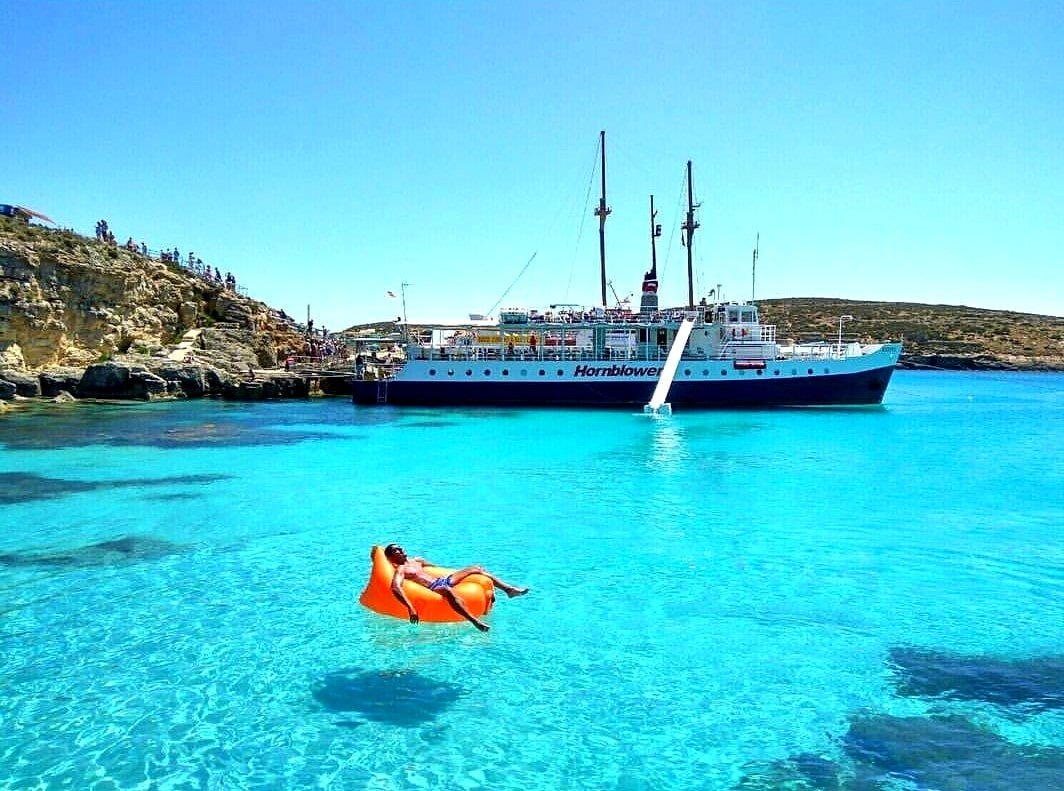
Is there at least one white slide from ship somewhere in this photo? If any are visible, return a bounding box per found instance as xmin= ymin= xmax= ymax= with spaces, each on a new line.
xmin=644 ymin=317 xmax=695 ymax=416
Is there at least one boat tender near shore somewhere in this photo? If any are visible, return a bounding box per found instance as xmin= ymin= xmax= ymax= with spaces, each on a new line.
xmin=352 ymin=133 xmax=902 ymax=410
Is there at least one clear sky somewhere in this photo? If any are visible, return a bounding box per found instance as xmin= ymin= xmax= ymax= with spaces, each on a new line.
xmin=4 ymin=1 xmax=1062 ymax=328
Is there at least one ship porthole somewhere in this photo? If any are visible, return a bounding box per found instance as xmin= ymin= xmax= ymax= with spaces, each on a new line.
xmin=756 ymin=369 xmax=764 ymax=376
xmin=683 ymin=369 xmax=691 ymax=376
xmin=721 ymin=370 xmax=728 ymax=376
xmin=428 ymin=369 xmax=436 ymax=376
xmin=824 ymin=368 xmax=830 ymax=374
xmin=520 ymin=369 xmax=528 ymax=377
xmin=538 ymin=369 xmax=546 ymax=376
xmin=483 ymin=369 xmax=491 ymax=376
xmin=502 ymin=369 xmax=509 ymax=376
xmin=447 ymin=369 xmax=455 ymax=376
xmin=773 ymin=369 xmax=780 ymax=376
xmin=702 ymin=369 xmax=709 ymax=376
xmin=807 ymin=368 xmax=814 ymax=375
xmin=792 ymin=369 xmax=798 ymax=375
xmin=466 ymin=369 xmax=473 ymax=376
xmin=556 ymin=369 xmax=564 ymax=377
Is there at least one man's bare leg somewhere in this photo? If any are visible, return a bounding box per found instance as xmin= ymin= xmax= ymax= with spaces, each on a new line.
xmin=449 ymin=566 xmax=530 ymax=599
xmin=439 ymin=587 xmax=490 ymax=631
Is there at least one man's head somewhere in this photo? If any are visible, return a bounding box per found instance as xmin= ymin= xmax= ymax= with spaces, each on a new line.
xmin=384 ymin=544 xmax=407 ymax=564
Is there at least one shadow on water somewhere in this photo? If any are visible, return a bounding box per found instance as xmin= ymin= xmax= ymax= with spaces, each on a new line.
xmin=0 ymin=535 xmax=185 ymax=569
xmin=888 ymin=646 xmax=1064 ymax=711
xmin=0 ymin=472 xmax=232 ymax=505
xmin=311 ymin=667 xmax=464 ymax=727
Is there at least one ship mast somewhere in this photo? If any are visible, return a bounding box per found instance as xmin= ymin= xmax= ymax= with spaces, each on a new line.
xmin=681 ymin=160 xmax=700 ymax=309
xmin=751 ymin=232 xmax=759 ymax=303
xmin=594 ymin=130 xmax=611 ymax=308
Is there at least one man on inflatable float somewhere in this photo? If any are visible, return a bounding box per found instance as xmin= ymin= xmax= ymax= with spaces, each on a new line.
xmin=374 ymin=544 xmax=529 ymax=632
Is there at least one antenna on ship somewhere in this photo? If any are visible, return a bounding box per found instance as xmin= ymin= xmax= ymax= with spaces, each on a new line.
xmin=593 ymin=130 xmax=611 ymax=308
xmin=639 ymin=195 xmax=662 ymax=314
xmin=751 ymin=232 xmax=759 ymax=303
xmin=680 ymin=161 xmax=700 ymax=309
xmin=650 ymin=194 xmax=661 ymax=279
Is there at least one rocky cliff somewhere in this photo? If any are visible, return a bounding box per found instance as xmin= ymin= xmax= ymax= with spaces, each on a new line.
xmin=1 ymin=218 xmax=309 ymax=403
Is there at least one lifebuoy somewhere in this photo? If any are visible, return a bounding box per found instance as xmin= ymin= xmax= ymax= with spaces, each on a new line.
xmin=358 ymin=545 xmax=495 ymax=622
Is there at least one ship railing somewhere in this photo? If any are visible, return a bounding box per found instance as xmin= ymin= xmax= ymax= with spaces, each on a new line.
xmin=411 ymin=344 xmax=726 ymax=364
xmin=778 ymin=342 xmax=853 ymax=361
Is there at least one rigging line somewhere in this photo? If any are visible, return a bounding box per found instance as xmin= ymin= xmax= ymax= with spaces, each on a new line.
xmin=563 ymin=138 xmax=601 ymax=302
xmin=483 ymin=251 xmax=538 ymax=318
xmin=659 ymin=165 xmax=689 ymax=294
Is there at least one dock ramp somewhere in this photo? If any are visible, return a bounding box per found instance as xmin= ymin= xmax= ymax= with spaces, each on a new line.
xmin=644 ymin=317 xmax=695 ymax=415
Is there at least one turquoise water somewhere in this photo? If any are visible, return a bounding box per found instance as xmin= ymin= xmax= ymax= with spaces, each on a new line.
xmin=1 ymin=371 xmax=1062 ymax=790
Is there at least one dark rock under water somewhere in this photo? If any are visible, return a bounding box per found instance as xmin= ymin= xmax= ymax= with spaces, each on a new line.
xmin=0 ymin=535 xmax=185 ymax=569
xmin=888 ymin=645 xmax=1064 ymax=711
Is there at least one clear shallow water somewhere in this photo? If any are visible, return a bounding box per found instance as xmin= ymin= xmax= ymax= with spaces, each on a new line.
xmin=0 ymin=371 xmax=1061 ymax=790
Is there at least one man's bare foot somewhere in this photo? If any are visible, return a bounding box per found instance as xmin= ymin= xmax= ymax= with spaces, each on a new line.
xmin=505 ymin=587 xmax=530 ymax=598
xmin=474 ymin=621 xmax=490 ymax=632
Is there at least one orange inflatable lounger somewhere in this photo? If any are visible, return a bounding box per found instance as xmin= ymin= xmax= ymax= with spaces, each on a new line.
xmin=359 ymin=545 xmax=495 ymax=622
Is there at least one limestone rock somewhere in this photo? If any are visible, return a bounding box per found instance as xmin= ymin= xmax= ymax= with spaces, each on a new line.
xmin=0 ymin=368 xmax=41 ymax=397
xmin=78 ymin=361 xmax=169 ymax=400
xmin=39 ymin=367 xmax=83 ymax=397
xmin=1 ymin=221 xmax=305 ymax=374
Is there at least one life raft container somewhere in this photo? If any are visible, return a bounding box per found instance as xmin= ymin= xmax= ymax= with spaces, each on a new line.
xmin=358 ymin=545 xmax=496 ymax=622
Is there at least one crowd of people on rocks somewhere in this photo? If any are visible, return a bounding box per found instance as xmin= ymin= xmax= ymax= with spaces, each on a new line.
xmin=93 ymin=218 xmax=240 ymax=292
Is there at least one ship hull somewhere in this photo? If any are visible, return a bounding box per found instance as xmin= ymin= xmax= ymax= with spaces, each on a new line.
xmin=352 ymin=360 xmax=897 ymax=408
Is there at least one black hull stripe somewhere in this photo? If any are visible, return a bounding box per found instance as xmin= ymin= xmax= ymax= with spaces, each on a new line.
xmin=352 ymin=367 xmax=896 ymax=407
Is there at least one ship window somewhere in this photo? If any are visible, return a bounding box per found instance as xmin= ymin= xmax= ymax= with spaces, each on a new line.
xmin=721 ymin=370 xmax=727 ymax=376
xmin=465 ymin=369 xmax=473 ymax=376
xmin=483 ymin=369 xmax=491 ymax=376
xmin=824 ymin=368 xmax=830 ymax=374
xmin=683 ymin=369 xmax=691 ymax=376
xmin=702 ymin=369 xmax=709 ymax=376
xmin=448 ymin=369 xmax=455 ymax=376
xmin=429 ymin=369 xmax=436 ymax=376
xmin=756 ymin=369 xmax=764 ymax=376
xmin=807 ymin=368 xmax=814 ymax=375
xmin=773 ymin=369 xmax=780 ymax=376
xmin=791 ymin=369 xmax=798 ymax=375
xmin=502 ymin=369 xmax=509 ymax=376
xmin=539 ymin=369 xmax=546 ymax=376
xmin=557 ymin=369 xmax=564 ymax=377
xmin=520 ymin=369 xmax=528 ymax=377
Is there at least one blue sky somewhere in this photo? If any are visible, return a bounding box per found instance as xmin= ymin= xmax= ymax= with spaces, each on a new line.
xmin=4 ymin=1 xmax=1062 ymax=328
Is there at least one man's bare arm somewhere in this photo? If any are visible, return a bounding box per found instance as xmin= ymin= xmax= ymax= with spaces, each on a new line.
xmin=390 ymin=567 xmax=419 ymax=623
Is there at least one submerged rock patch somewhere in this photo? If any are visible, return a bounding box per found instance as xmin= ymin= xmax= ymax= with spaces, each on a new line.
xmin=0 ymin=471 xmax=229 ymax=504
xmin=888 ymin=645 xmax=1064 ymax=711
